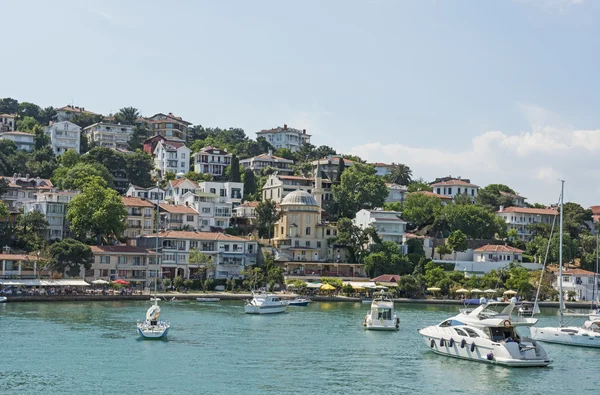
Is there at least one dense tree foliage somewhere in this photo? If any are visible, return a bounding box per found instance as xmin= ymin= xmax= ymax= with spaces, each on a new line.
xmin=334 ymin=218 xmax=380 ymax=264
xmin=15 ymin=211 xmax=48 ymax=251
xmin=385 ymin=163 xmax=413 ymax=185
xmin=434 ymin=203 xmax=507 ymax=239
xmin=401 ymin=193 xmax=444 ymax=229
xmin=52 ymin=162 xmax=114 ymax=190
xmin=255 ymin=199 xmax=280 ymax=239
xmin=332 ymin=163 xmax=388 ymax=219
xmin=48 ymin=238 xmax=94 ymax=277
xmin=476 ymin=184 xmax=517 ymax=210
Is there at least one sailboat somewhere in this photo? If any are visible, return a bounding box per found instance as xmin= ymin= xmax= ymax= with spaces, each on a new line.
xmin=530 ymin=180 xmax=600 ymax=347
xmin=137 ymin=189 xmax=170 ymax=339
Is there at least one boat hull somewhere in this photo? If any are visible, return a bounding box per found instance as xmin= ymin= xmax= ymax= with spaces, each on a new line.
xmin=289 ymin=301 xmax=309 ymax=307
xmin=137 ymin=324 xmax=169 ymax=339
xmin=0 ymin=296 xmax=7 ymax=303
xmin=418 ymin=328 xmax=551 ymax=367
xmin=530 ymin=327 xmax=600 ymax=348
xmin=196 ymin=298 xmax=220 ymax=302
xmin=244 ymin=305 xmax=288 ymax=314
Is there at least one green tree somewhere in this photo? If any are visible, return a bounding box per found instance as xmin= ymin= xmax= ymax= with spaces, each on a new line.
xmin=243 ymin=169 xmax=257 ymax=199
xmin=125 ymin=151 xmax=154 ymax=187
xmin=505 ymin=264 xmax=533 ymax=297
xmin=114 ymin=107 xmax=140 ymax=125
xmin=336 ymin=157 xmax=345 ymax=183
xmin=0 ymin=202 xmax=8 ymax=219
xmin=382 ymin=201 xmax=402 ymax=212
xmin=385 ymin=163 xmax=413 ymax=185
xmin=294 ymin=142 xmax=318 ymax=162
xmin=476 ymin=184 xmax=516 ymax=210
xmin=47 ymin=238 xmax=93 ymax=277
xmin=229 ymin=155 xmax=241 ymax=182
xmin=446 ymin=230 xmax=468 ymax=260
xmin=435 ymin=244 xmax=452 ymax=259
xmin=184 ymin=171 xmax=213 ymax=182
xmin=173 ymin=275 xmax=184 ymax=292
xmin=315 ymin=145 xmax=337 ymax=159
xmin=561 ymin=202 xmax=593 ymax=239
xmin=15 ymin=211 xmax=49 ymax=251
xmin=332 ymin=163 xmax=388 ymax=218
xmin=164 ymin=171 xmax=176 ymax=181
xmin=67 ymin=180 xmax=127 ymax=243
xmin=273 ymin=148 xmax=294 ymax=160
xmin=188 ymin=249 xmax=216 ymax=291
xmin=242 ymin=266 xmax=265 ymax=290
xmin=0 ymin=98 xmax=19 ymax=114
xmin=364 ymin=241 xmax=413 ymax=277
xmin=335 ymin=218 xmax=380 ymax=263
xmin=18 ymin=102 xmax=41 ymax=121
xmin=38 ymin=107 xmax=57 ymax=125
xmin=407 ymin=178 xmax=432 ymax=192
xmin=434 ymin=203 xmax=507 ymax=239
xmin=70 ymin=113 xmax=105 ymax=129
xmin=402 ymin=192 xmax=444 ymax=228
xmin=128 ymin=124 xmax=149 ymax=150
xmin=60 ymin=149 xmax=81 ymax=168
xmin=25 ymin=146 xmax=57 ymax=179
xmin=52 ymin=162 xmax=114 ymax=190
xmin=17 ymin=116 xmax=39 ymax=132
xmin=255 ymin=199 xmax=280 ymax=239
xmin=33 ymin=124 xmax=50 ymax=150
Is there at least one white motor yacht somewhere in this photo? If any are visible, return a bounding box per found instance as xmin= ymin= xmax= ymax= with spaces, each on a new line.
xmin=418 ymin=302 xmax=551 ymax=367
xmin=244 ymin=291 xmax=289 ymax=314
xmin=364 ymin=293 xmax=399 ymax=331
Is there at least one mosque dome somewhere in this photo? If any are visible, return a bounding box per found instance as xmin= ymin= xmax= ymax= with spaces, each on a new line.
xmin=280 ymin=190 xmax=318 ymax=206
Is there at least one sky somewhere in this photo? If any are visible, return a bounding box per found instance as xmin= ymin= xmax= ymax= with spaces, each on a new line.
xmin=2 ymin=0 xmax=600 ymax=207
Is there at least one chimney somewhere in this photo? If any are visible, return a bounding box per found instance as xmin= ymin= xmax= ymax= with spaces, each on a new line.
xmin=284 ymin=124 xmax=287 ymax=130
xmin=499 ymin=205 xmax=504 ymax=212
xmin=268 ymin=149 xmax=273 ymax=157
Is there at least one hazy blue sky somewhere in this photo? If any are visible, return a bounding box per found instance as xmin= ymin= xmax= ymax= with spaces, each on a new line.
xmin=2 ymin=0 xmax=599 ymax=206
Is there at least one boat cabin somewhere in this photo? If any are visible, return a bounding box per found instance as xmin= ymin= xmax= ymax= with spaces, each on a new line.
xmin=488 ymin=326 xmax=520 ymax=343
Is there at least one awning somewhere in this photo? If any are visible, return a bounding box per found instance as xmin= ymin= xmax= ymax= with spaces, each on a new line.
xmin=343 ymin=281 xmax=377 ymax=289
xmin=0 ymin=279 xmax=90 ymax=286
xmin=378 ymin=281 xmax=399 ymax=288
xmin=305 ymin=282 xmax=322 ymax=289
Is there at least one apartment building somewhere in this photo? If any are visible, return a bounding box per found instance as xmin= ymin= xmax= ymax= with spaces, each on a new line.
xmin=45 ymin=121 xmax=81 ymax=155
xmin=256 ymin=124 xmax=311 ymax=152
xmin=353 ymin=209 xmax=407 ymax=245
xmin=154 ymin=140 xmax=191 ymax=178
xmin=159 ymin=203 xmax=199 ymax=231
xmin=122 ymin=197 xmax=155 ymax=239
xmin=0 ymin=175 xmax=54 ymax=213
xmin=191 ymin=146 xmax=232 ymax=178
xmin=83 ymin=122 xmax=134 ymax=150
xmin=23 ymin=190 xmax=79 ymax=240
xmin=430 ymin=176 xmax=479 ymax=202
xmin=0 ymin=131 xmax=34 ymax=151
xmin=0 ymin=114 xmax=16 ymax=132
xmin=496 ymin=206 xmax=558 ymax=241
xmin=147 ymin=113 xmax=191 ymax=141
xmin=125 ymin=184 xmax=166 ymax=202
xmin=240 ymin=150 xmax=294 ymax=175
xmin=88 ymin=245 xmax=157 ymax=286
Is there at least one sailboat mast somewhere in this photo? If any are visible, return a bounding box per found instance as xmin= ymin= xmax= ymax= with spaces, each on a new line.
xmin=559 ymin=179 xmax=564 ymax=326
xmin=154 ymin=180 xmax=160 ymax=305
xmin=594 ymin=230 xmax=599 ymax=308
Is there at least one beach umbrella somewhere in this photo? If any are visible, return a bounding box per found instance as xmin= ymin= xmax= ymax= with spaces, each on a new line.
xmin=92 ymin=279 xmax=109 ymax=285
xmin=470 ymin=288 xmax=484 ymax=293
xmin=113 ymin=279 xmax=130 ymax=285
xmin=426 ymin=287 xmax=441 ymax=292
xmin=503 ymin=289 xmax=518 ymax=295
xmin=484 ymin=289 xmax=497 ymax=294
xmin=320 ymin=284 xmax=336 ymax=291
xmin=455 ymin=288 xmax=470 ymax=294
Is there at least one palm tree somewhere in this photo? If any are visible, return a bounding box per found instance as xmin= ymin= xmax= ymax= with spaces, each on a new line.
xmin=385 ymin=163 xmax=413 ymax=185
xmin=115 ymin=107 xmax=140 ymax=126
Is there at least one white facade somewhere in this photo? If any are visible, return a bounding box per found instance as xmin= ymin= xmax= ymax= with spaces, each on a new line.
xmin=159 ymin=204 xmax=199 ymax=231
xmin=256 ymin=124 xmax=311 ymax=152
xmin=23 ymin=190 xmax=80 ymax=240
xmin=262 ymin=174 xmax=314 ymax=203
xmin=372 ymin=163 xmax=393 ymax=177
xmin=555 ymin=269 xmax=600 ymax=302
xmin=240 ymin=150 xmax=294 ymax=175
xmin=125 ymin=184 xmax=166 ymax=202
xmin=89 ymin=245 xmax=156 ymax=285
xmin=496 ymin=206 xmax=558 ymax=241
xmin=192 ymin=146 xmax=232 ymax=177
xmin=500 ymin=191 xmax=527 ymax=207
xmin=181 ymin=192 xmax=232 ymax=231
xmin=198 ymin=181 xmax=243 ymax=208
xmin=0 ymin=176 xmax=53 ymax=212
xmin=0 ymin=131 xmax=34 ymax=151
xmin=154 ymin=140 xmax=191 ymax=178
xmin=431 ymin=178 xmax=479 ymax=202
xmin=234 ymin=202 xmax=259 ymax=219
xmin=0 ymin=114 xmax=16 ymax=132
xmin=45 ymin=121 xmax=81 ymax=155
xmin=353 ymin=209 xmax=407 ymax=245
xmin=55 ymin=105 xmax=97 ymax=122
xmin=385 ymin=183 xmax=407 ymax=204
xmin=473 ymin=244 xmax=524 ymax=263
xmin=83 ymin=122 xmax=134 ymax=149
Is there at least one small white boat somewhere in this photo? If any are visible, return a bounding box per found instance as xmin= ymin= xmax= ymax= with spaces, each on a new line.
xmin=418 ymin=302 xmax=551 ymax=367
xmin=364 ymin=293 xmax=399 ymax=331
xmin=289 ymin=297 xmax=310 ymax=307
xmin=244 ymin=291 xmax=289 ymax=314
xmin=150 ymin=297 xmax=161 ymax=302
xmin=361 ymin=298 xmax=373 ymax=304
xmin=0 ymin=296 xmax=7 ymax=303
xmin=196 ymin=298 xmax=220 ymax=302
xmin=517 ymin=302 xmax=536 ymax=317
xmin=137 ymin=303 xmax=170 ymax=339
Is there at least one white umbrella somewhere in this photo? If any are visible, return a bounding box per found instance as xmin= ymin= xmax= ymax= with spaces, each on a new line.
xmin=470 ymin=288 xmax=484 ymax=293
xmin=504 ymin=289 xmax=518 ymax=295
xmin=92 ymin=279 xmax=109 ymax=285
xmin=484 ymin=289 xmax=497 ymax=293
xmin=455 ymin=288 xmax=470 ymax=294
xmin=427 ymin=287 xmax=441 ymax=292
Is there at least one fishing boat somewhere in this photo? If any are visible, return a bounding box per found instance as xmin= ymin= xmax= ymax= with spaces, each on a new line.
xmin=289 ymin=297 xmax=310 ymax=307
xmin=530 ymin=181 xmax=600 ymax=348
xmin=244 ymin=291 xmax=289 ymax=314
xmin=418 ymin=302 xmax=551 ymax=367
xmin=196 ymin=297 xmax=220 ymax=302
xmin=364 ymin=292 xmax=399 ymax=331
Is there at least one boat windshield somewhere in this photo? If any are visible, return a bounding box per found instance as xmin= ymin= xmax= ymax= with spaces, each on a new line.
xmin=377 ymin=308 xmax=393 ymax=320
xmin=440 ymin=319 xmax=465 ymax=327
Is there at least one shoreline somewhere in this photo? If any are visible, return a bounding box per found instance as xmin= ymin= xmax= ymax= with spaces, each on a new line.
xmin=1 ymin=293 xmax=592 ymax=309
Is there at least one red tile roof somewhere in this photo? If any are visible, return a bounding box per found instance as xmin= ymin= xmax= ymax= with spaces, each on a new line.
xmin=372 ymin=162 xmax=392 ymax=167
xmin=497 ymin=207 xmax=557 ymax=216
xmin=90 ymin=246 xmax=152 ymax=254
xmin=122 ymin=196 xmax=155 ymax=208
xmin=474 ymin=244 xmax=524 ymax=253
xmin=239 ymin=201 xmax=260 ymax=208
xmin=371 ymin=274 xmax=401 ymax=282
xmin=159 ymin=204 xmax=199 ymax=214
xmin=409 ymin=191 xmax=453 ymax=200
xmin=0 ymin=113 xmax=16 ymax=117
xmin=168 ymin=178 xmax=199 ymax=189
xmin=430 ymin=179 xmax=478 ymax=188
xmin=590 ymin=205 xmax=600 ymax=215
xmin=147 ymin=230 xmax=250 ymax=242
xmin=562 ymin=268 xmax=596 ymax=276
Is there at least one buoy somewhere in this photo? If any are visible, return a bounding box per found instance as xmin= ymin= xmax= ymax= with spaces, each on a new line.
xmin=461 ymin=339 xmax=466 ymax=349
xmin=396 ymin=317 xmax=400 ymax=325
xmin=449 ymin=338 xmax=454 ymax=347
xmin=440 ymin=338 xmax=445 ymax=347
xmin=430 ymin=339 xmax=435 ymax=348
xmin=470 ymin=343 xmax=476 ymax=352
xmin=486 ymin=352 xmax=494 ymax=361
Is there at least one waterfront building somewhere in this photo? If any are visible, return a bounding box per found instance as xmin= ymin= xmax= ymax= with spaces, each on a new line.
xmin=473 ymin=244 xmax=524 ymax=263
xmin=44 ymin=121 xmax=81 ymax=155
xmin=153 ymin=140 xmax=191 ymax=178
xmin=256 ymin=124 xmax=311 ymax=152
xmin=181 ymin=192 xmax=232 ymax=231
xmin=159 ymin=203 xmax=199 ymax=231
xmin=23 ymin=190 xmax=79 ymax=240
xmin=125 ymin=184 xmax=166 ymax=202
xmin=55 ymin=105 xmax=98 ymax=122
xmin=137 ymin=231 xmax=258 ymax=280
xmin=430 ymin=176 xmax=479 ymax=202
xmin=551 ymin=268 xmax=600 ymax=302
xmin=0 ymin=113 xmax=16 ymax=132
xmin=89 ymin=245 xmax=157 ymax=286
xmin=0 ymin=251 xmax=40 ymax=278
xmin=0 ymin=131 xmax=34 ymax=151
xmin=191 ymin=146 xmax=232 ymax=178
xmin=147 ymin=113 xmax=191 ymax=141
xmin=83 ymin=122 xmax=134 ymax=149
xmin=0 ymin=175 xmax=53 ymax=213
xmin=122 ymin=197 xmax=155 ymax=239
xmin=240 ymin=150 xmax=294 ymax=175
xmin=496 ymin=206 xmax=558 ymax=241
xmin=385 ymin=183 xmax=407 ymax=204
xmin=353 ymin=209 xmax=407 ymax=246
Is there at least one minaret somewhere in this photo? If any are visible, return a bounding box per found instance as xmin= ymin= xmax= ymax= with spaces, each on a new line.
xmin=313 ymin=162 xmax=323 ymax=210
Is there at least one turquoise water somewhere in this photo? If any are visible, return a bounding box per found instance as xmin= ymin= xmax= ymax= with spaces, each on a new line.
xmin=0 ymin=301 xmax=598 ymax=394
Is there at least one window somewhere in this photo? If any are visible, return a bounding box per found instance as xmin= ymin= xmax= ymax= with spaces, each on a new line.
xmin=202 ymin=207 xmax=211 ymax=214
xmin=317 ymin=241 xmax=321 ymax=248
xmin=305 ymin=241 xmax=310 ymax=247
xmin=220 ymin=189 xmax=225 ymax=197
xmin=448 ymin=187 xmax=452 ymax=194
xmin=463 ymin=327 xmax=479 ymax=338
xmin=181 ymin=162 xmax=185 ymax=168
xmin=295 ymin=240 xmax=300 ymax=247
xmin=99 ymin=256 xmax=110 ymax=264
xmin=118 ymin=256 xmax=127 ymax=264
xmin=133 ymin=257 xmax=142 ymax=266
xmin=563 ymin=276 xmax=571 ymax=283
xmin=210 ymin=188 xmax=216 ymax=194
xmin=190 ymin=241 xmax=199 ymax=249
xmin=307 ymin=215 xmax=311 ymax=224
xmin=326 ymin=229 xmax=331 ymax=236
xmin=471 ymin=189 xmax=475 ymax=196
xmin=305 ymin=227 xmax=311 ymax=236
xmin=187 ymin=215 xmax=194 ymax=222
xmin=457 ymin=188 xmax=461 ymax=194
xmin=454 ymin=328 xmax=467 ymax=337
xmin=178 ymin=241 xmax=186 ymax=250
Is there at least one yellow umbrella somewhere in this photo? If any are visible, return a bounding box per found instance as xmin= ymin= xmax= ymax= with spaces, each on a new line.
xmin=455 ymin=288 xmax=470 ymax=294
xmin=504 ymin=289 xmax=518 ymax=295
xmin=427 ymin=287 xmax=441 ymax=292
xmin=470 ymin=288 xmax=484 ymax=293
xmin=484 ymin=289 xmax=497 ymax=294
xmin=321 ymin=284 xmax=336 ymax=291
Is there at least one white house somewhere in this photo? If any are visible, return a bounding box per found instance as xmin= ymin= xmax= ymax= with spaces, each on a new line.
xmin=45 ymin=121 xmax=81 ymax=155
xmin=23 ymin=190 xmax=80 ymax=240
xmin=234 ymin=201 xmax=259 ymax=220
xmin=83 ymin=122 xmax=134 ymax=150
xmin=353 ymin=209 xmax=407 ymax=245
xmin=240 ymin=150 xmax=294 ymax=175
xmin=256 ymin=124 xmax=311 ymax=152
xmin=197 ymin=181 xmax=243 ymax=208
xmin=125 ymin=184 xmax=166 ymax=202
xmin=554 ymin=268 xmax=600 ymax=302
xmin=192 ymin=146 xmax=231 ymax=178
xmin=0 ymin=131 xmax=34 ymax=151
xmin=159 ymin=203 xmax=199 ymax=231
xmin=0 ymin=175 xmax=53 ymax=212
xmin=372 ymin=163 xmax=393 ymax=177
xmin=165 ymin=178 xmax=200 ymax=205
xmin=0 ymin=113 xmax=16 ymax=132
xmin=154 ymin=140 xmax=191 ymax=178
xmin=473 ymin=244 xmax=524 ymax=263
xmin=181 ymin=191 xmax=232 ymax=231
xmin=496 ymin=206 xmax=558 ymax=241
xmin=385 ymin=183 xmax=408 ymax=204
xmin=137 ymin=231 xmax=259 ymax=280
xmin=430 ymin=177 xmax=479 ymax=202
